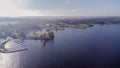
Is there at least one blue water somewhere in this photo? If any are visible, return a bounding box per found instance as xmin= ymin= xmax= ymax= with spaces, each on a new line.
xmin=0 ymin=24 xmax=120 ymax=68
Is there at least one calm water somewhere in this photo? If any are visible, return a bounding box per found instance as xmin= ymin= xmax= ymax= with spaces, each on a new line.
xmin=0 ymin=25 xmax=120 ymax=68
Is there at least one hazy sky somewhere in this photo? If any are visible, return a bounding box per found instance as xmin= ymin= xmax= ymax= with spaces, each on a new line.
xmin=0 ymin=0 xmax=120 ymax=17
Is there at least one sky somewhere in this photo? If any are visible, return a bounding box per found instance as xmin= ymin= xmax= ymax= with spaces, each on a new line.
xmin=0 ymin=0 xmax=120 ymax=17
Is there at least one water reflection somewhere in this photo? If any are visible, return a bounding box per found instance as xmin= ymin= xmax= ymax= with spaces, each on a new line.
xmin=0 ymin=51 xmax=21 ymax=68
xmin=41 ymin=38 xmax=54 ymax=48
xmin=41 ymin=40 xmax=49 ymax=48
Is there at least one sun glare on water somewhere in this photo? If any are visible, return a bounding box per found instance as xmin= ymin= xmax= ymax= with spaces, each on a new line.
xmin=0 ymin=0 xmax=41 ymax=17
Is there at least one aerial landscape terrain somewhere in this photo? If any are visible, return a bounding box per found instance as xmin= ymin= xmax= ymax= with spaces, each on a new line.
xmin=0 ymin=0 xmax=120 ymax=68
xmin=0 ymin=16 xmax=120 ymax=68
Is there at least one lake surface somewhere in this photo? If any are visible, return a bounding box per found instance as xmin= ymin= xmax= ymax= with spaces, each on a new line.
xmin=0 ymin=24 xmax=120 ymax=68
